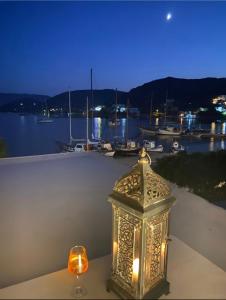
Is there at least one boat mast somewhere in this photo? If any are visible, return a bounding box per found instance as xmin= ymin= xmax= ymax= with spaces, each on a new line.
xmin=90 ymin=68 xmax=94 ymax=137
xmin=164 ymin=89 xmax=168 ymax=125
xmin=126 ymin=98 xmax=129 ymax=142
xmin=150 ymin=91 xmax=153 ymax=126
xmin=86 ymin=96 xmax=89 ymax=151
xmin=69 ymin=89 xmax=72 ymax=144
xmin=115 ymin=88 xmax=118 ymax=122
xmin=115 ymin=88 xmax=118 ymax=136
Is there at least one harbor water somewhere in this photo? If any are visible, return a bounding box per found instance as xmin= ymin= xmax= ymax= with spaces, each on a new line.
xmin=0 ymin=113 xmax=226 ymax=157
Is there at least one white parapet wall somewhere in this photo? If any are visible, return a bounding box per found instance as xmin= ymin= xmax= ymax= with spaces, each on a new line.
xmin=0 ymin=152 xmax=132 ymax=288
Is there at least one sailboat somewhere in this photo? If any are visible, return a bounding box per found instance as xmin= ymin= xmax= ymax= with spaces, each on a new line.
xmin=88 ymin=68 xmax=101 ymax=145
xmin=56 ymin=90 xmax=88 ymax=152
xmin=37 ymin=100 xmax=53 ymax=123
xmin=114 ymin=98 xmax=140 ymax=157
xmin=109 ymin=89 xmax=120 ymax=127
xmin=139 ymin=92 xmax=158 ymax=135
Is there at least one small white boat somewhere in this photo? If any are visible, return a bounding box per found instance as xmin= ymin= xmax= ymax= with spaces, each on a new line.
xmin=97 ymin=141 xmax=113 ymax=152
xmin=104 ymin=151 xmax=115 ymax=157
xmin=37 ymin=118 xmax=53 ymax=123
xmin=158 ymin=126 xmax=182 ymax=136
xmin=109 ymin=119 xmax=120 ymax=127
xmin=171 ymin=141 xmax=185 ymax=153
xmin=114 ymin=140 xmax=140 ymax=157
xmin=143 ymin=140 xmax=164 ymax=152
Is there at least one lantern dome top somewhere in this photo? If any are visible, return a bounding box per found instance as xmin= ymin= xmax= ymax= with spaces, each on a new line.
xmin=111 ymin=148 xmax=171 ymax=211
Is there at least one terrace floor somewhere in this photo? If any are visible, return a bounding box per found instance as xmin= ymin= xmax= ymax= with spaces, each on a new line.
xmin=0 ymin=236 xmax=226 ymax=299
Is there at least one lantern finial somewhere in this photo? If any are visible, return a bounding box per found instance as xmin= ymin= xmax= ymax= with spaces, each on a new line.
xmin=138 ymin=147 xmax=151 ymax=165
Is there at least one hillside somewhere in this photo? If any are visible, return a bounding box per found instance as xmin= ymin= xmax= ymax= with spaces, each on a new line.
xmin=47 ymin=89 xmax=128 ymax=112
xmin=0 ymin=93 xmax=49 ymax=106
xmin=1 ymin=77 xmax=226 ymax=114
xmin=0 ymin=98 xmax=45 ymax=113
xmin=129 ymin=77 xmax=226 ymax=112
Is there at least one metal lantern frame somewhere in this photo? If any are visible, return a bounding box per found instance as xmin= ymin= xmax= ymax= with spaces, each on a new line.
xmin=107 ymin=149 xmax=175 ymax=299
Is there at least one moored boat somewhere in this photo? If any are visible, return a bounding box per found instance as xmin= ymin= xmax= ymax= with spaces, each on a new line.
xmin=158 ymin=126 xmax=182 ymax=136
xmin=104 ymin=151 xmax=115 ymax=157
xmin=114 ymin=140 xmax=140 ymax=157
xmin=139 ymin=127 xmax=158 ymax=136
xmin=108 ymin=119 xmax=120 ymax=127
xmin=143 ymin=140 xmax=164 ymax=152
xmin=171 ymin=141 xmax=185 ymax=153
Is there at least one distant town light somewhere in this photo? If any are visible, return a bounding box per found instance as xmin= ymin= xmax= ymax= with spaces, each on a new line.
xmin=119 ymin=107 xmax=126 ymax=113
xmin=94 ymin=106 xmax=103 ymax=112
xmin=166 ymin=12 xmax=172 ymax=21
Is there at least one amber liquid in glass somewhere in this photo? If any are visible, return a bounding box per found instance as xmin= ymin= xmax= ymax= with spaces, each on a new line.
xmin=68 ymin=254 xmax=88 ymax=275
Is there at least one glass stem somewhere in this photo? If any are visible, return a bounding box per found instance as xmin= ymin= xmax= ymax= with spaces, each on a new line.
xmin=76 ymin=274 xmax=79 ymax=286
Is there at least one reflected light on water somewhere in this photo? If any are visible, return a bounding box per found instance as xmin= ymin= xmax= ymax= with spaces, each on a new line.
xmin=210 ymin=122 xmax=216 ymax=134
xmin=222 ymin=122 xmax=226 ymax=134
xmin=121 ymin=118 xmax=126 ymax=138
xmin=221 ymin=139 xmax=225 ymax=150
xmin=179 ymin=117 xmax=183 ymax=126
xmin=20 ymin=115 xmax=25 ymax=125
xmin=155 ymin=117 xmax=159 ymax=126
xmin=209 ymin=137 xmax=214 ymax=151
xmin=93 ymin=117 xmax=102 ymax=139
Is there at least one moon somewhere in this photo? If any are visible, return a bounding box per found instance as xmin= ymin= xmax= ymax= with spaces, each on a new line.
xmin=166 ymin=12 xmax=172 ymax=21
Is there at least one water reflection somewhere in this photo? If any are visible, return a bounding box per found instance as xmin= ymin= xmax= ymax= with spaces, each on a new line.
xmin=182 ymin=117 xmax=196 ymax=130
xmin=221 ymin=139 xmax=225 ymax=150
xmin=155 ymin=117 xmax=159 ymax=126
xmin=209 ymin=137 xmax=214 ymax=151
xmin=210 ymin=122 xmax=216 ymax=134
xmin=93 ymin=117 xmax=102 ymax=139
xmin=179 ymin=117 xmax=183 ymax=126
xmin=121 ymin=118 xmax=126 ymax=138
xmin=222 ymin=122 xmax=226 ymax=134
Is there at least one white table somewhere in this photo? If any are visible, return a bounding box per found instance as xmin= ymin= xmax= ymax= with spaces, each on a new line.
xmin=1 ymin=236 xmax=226 ymax=299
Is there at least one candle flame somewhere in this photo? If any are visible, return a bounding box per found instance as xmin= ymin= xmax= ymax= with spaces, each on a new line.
xmin=133 ymin=258 xmax=139 ymax=275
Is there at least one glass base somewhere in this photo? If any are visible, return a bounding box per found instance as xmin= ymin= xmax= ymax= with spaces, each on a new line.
xmin=71 ymin=286 xmax=87 ymax=299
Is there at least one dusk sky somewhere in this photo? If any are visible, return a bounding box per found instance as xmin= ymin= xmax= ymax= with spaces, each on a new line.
xmin=0 ymin=1 xmax=226 ymax=96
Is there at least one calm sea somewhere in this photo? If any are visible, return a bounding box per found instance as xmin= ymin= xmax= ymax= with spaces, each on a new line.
xmin=0 ymin=113 xmax=225 ymax=157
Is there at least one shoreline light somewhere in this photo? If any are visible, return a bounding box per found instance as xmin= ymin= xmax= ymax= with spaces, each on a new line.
xmin=166 ymin=12 xmax=172 ymax=21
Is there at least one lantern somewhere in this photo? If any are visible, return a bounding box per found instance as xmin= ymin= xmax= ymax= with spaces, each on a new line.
xmin=107 ymin=148 xmax=175 ymax=299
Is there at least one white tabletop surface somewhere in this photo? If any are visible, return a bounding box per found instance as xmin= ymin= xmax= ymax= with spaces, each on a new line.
xmin=1 ymin=236 xmax=226 ymax=299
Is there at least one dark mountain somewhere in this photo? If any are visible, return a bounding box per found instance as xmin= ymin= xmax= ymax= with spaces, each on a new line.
xmin=0 ymin=93 xmax=49 ymax=106
xmin=1 ymin=77 xmax=226 ymax=114
xmin=129 ymin=77 xmax=226 ymax=112
xmin=47 ymin=89 xmax=128 ymax=112
xmin=0 ymin=98 xmax=45 ymax=113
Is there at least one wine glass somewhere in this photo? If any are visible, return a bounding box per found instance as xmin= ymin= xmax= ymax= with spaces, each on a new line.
xmin=68 ymin=245 xmax=88 ymax=298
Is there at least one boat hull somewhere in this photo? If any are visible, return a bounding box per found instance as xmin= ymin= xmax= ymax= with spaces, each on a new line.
xmin=114 ymin=148 xmax=140 ymax=157
xmin=158 ymin=129 xmax=181 ymax=136
xmin=139 ymin=127 xmax=157 ymax=136
xmin=147 ymin=146 xmax=164 ymax=152
xmin=104 ymin=151 xmax=115 ymax=157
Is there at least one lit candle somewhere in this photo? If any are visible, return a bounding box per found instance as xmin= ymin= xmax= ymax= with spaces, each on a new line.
xmin=78 ymin=254 xmax=82 ymax=273
xmin=132 ymin=258 xmax=139 ymax=283
xmin=161 ymin=242 xmax=166 ymax=262
xmin=113 ymin=241 xmax=118 ymax=255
